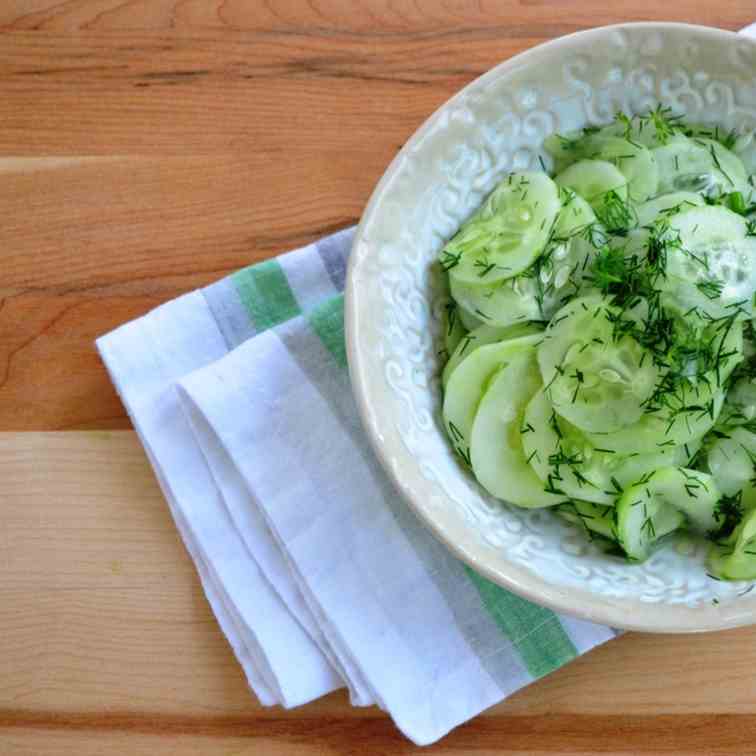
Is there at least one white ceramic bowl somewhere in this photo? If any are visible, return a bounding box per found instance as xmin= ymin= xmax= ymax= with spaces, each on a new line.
xmin=346 ymin=23 xmax=756 ymax=632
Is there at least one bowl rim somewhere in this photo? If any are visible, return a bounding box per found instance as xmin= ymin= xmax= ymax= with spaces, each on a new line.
xmin=345 ymin=21 xmax=756 ymax=633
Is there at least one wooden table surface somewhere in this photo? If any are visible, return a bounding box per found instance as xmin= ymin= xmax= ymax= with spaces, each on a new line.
xmin=4 ymin=3 xmax=756 ymax=754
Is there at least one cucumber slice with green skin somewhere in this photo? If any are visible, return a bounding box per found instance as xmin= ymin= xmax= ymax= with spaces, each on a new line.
xmin=537 ymin=295 xmax=658 ymax=434
xmin=733 ymin=133 xmax=756 ymax=177
xmin=697 ymin=138 xmax=748 ymax=190
xmin=546 ymin=328 xmax=657 ymax=434
xmin=745 ymin=323 xmax=756 ymax=360
xmin=450 ymin=240 xmax=595 ymax=330
xmin=615 ymin=470 xmax=694 ymax=560
xmin=522 ymin=387 xmax=613 ymax=505
xmin=731 ymin=130 xmax=756 ymax=174
xmin=662 ymin=206 xmax=756 ymax=320
xmin=654 ymin=135 xmax=748 ymax=196
xmin=544 ymin=131 xmax=584 ymax=173
xmin=625 ymin=467 xmax=721 ymax=533
xmin=608 ymin=226 xmax=650 ymax=259
xmin=547 ymin=135 xmax=658 ymax=202
xmin=449 ymin=193 xmax=599 ymax=328
xmin=554 ymin=499 xmax=616 ymax=541
xmin=599 ymin=113 xmax=679 ymax=149
xmin=442 ymin=334 xmax=541 ymax=463
xmin=443 ymin=172 xmax=561 ymax=285
xmin=634 ymin=191 xmax=705 ymax=227
xmin=470 ymin=349 xmax=565 ymax=508
xmin=556 ymin=191 xmax=597 ymax=233
xmin=442 ymin=322 xmax=542 ymax=388
xmin=585 ymin=377 xmax=728 ymax=454
xmin=520 ymin=388 xmax=688 ymax=505
xmin=579 ymin=289 xmax=743 ymax=453
xmin=555 ymin=160 xmax=629 ymax=211
xmin=580 ymin=136 xmax=659 ymax=202
xmin=546 ymin=192 xmax=603 ymax=294
xmin=706 ymin=508 xmax=756 ymax=580
xmin=537 ymin=294 xmax=605 ymax=392
xmin=449 ymin=274 xmax=542 ymax=328
xmin=442 ymin=303 xmax=467 ymax=361
xmin=457 ymin=304 xmax=486 ymax=331
xmin=538 ymin=248 xmax=743 ymax=454
xmin=719 ymin=376 xmax=756 ymax=427
xmin=706 ymin=427 xmax=756 ymax=507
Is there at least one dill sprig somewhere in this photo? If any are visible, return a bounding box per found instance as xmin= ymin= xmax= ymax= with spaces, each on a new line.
xmin=647 ymin=104 xmax=685 ymax=144
xmin=440 ymin=248 xmax=462 ymax=271
xmin=595 ymin=190 xmax=636 ymax=235
xmin=707 ymin=144 xmax=734 ymax=186
xmin=696 ymin=277 xmax=725 ymax=300
xmin=707 ymin=491 xmax=744 ymax=541
xmin=444 ymin=302 xmax=458 ymax=337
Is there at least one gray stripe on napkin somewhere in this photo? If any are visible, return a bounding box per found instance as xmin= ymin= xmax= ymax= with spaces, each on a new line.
xmin=275 ymin=313 xmax=531 ymax=690
xmin=202 ymin=277 xmax=257 ymax=350
xmin=315 ymin=227 xmax=354 ymax=292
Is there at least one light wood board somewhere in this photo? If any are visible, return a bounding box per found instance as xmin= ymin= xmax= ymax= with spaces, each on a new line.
xmin=3 ymin=2 xmax=756 ymax=752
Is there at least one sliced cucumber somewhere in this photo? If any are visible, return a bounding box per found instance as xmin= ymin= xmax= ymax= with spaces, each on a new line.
xmin=449 ymin=274 xmax=542 ymax=328
xmin=662 ymin=205 xmax=756 ymax=319
xmin=654 ymin=134 xmax=748 ymax=196
xmin=720 ymin=376 xmax=756 ymax=427
xmin=442 ymin=334 xmax=541 ymax=462
xmin=537 ymin=295 xmax=658 ymax=434
xmin=442 ymin=303 xmax=467 ymax=362
xmin=533 ymin=193 xmax=602 ymax=313
xmin=555 ymin=191 xmax=597 ymax=234
xmin=442 ymin=116 xmax=756 ymax=549
xmin=544 ymin=130 xmax=585 ymax=173
xmin=697 ymin=138 xmax=748 ymax=190
xmin=583 ymin=308 xmax=743 ymax=453
xmin=545 ymin=131 xmax=658 ymax=201
xmin=555 ymin=499 xmax=617 ymax=541
xmin=537 ymin=294 xmax=604 ymax=391
xmin=470 ymin=348 xmax=564 ymax=508
xmin=442 ymin=322 xmax=541 ymax=388
xmin=555 ymin=160 xmax=629 ymax=211
xmin=608 ymin=226 xmax=650 ymax=259
xmin=450 ymin=192 xmax=599 ymax=328
xmin=707 ymin=507 xmax=756 ymax=580
xmin=457 ymin=304 xmax=486 ymax=331
xmin=520 ymin=388 xmax=687 ymax=506
xmin=615 ymin=469 xmax=695 ymax=560
xmin=579 ymin=136 xmax=659 ymax=202
xmin=635 ymin=191 xmax=705 ymax=228
xmin=733 ymin=132 xmax=756 ymax=176
xmin=600 ymin=112 xmax=679 ymax=149
xmin=443 ymin=172 xmax=561 ymax=285
xmin=546 ymin=333 xmax=658 ymax=433
xmin=642 ymin=467 xmax=722 ymax=533
xmin=586 ymin=378 xmax=727 ymax=453
xmin=706 ymin=427 xmax=756 ymax=506
xmin=522 ymin=387 xmax=613 ymax=505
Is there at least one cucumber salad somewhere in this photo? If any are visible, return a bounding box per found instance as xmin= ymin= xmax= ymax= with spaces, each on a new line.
xmin=439 ymin=108 xmax=756 ymax=580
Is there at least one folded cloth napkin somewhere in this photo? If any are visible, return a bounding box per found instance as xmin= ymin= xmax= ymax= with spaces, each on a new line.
xmin=97 ymin=24 xmax=756 ymax=744
xmin=98 ymin=227 xmax=615 ymax=742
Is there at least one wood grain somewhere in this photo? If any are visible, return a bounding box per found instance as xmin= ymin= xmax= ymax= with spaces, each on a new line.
xmin=0 ymin=1 xmax=754 ymax=429
xmin=3 ymin=3 xmax=756 ymax=753
xmin=4 ymin=432 xmax=756 ymax=754
xmin=3 ymin=717 xmax=756 ymax=756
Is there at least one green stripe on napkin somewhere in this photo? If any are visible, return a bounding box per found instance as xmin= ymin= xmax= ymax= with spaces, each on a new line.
xmin=233 ymin=259 xmax=301 ymax=332
xmin=464 ymin=566 xmax=578 ymax=677
xmin=307 ymin=297 xmax=348 ymax=369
